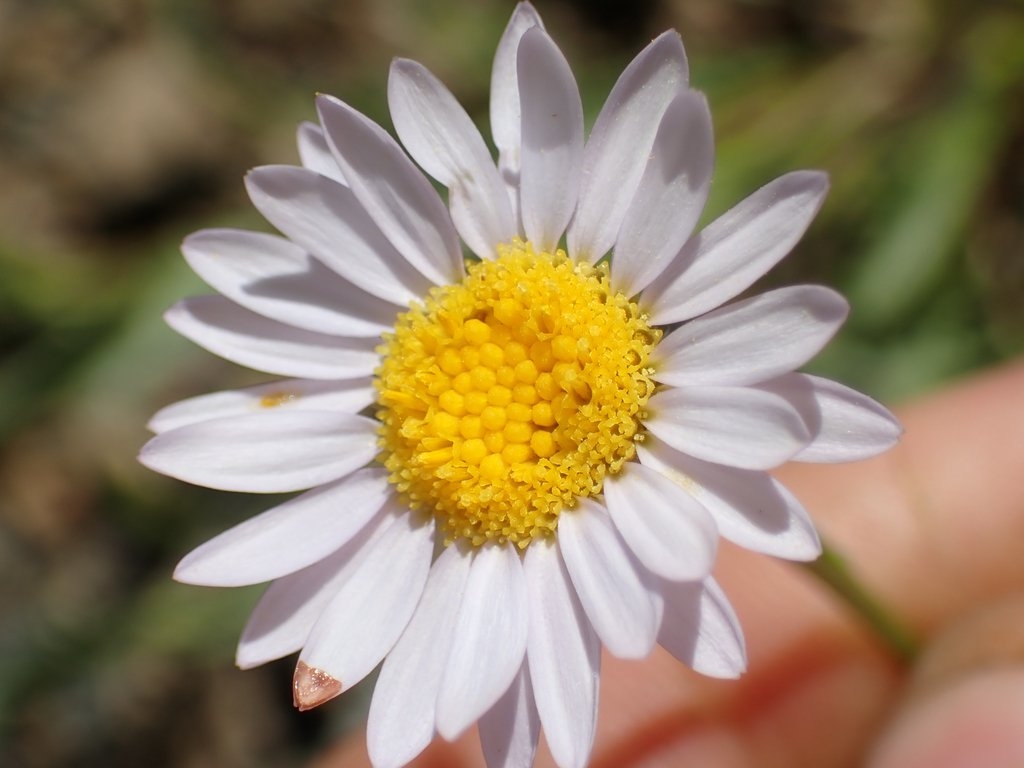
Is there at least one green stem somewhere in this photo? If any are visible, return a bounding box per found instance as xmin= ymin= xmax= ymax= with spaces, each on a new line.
xmin=803 ymin=540 xmax=919 ymax=663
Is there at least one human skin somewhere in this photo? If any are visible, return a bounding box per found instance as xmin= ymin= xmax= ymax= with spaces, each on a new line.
xmin=315 ymin=360 xmax=1024 ymax=768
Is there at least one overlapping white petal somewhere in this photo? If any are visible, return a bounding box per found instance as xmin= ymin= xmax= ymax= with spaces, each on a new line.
xmin=389 ymin=58 xmax=515 ymax=259
xmin=245 ymin=165 xmax=430 ymax=307
xmin=174 ymin=467 xmax=391 ymax=586
xmin=517 ymin=25 xmax=583 ymax=253
xmin=479 ymin=663 xmax=541 ymax=768
xmin=757 ymin=373 xmax=902 ymax=462
xmin=612 ymin=89 xmax=713 ymax=297
xmin=299 ymin=512 xmax=436 ymax=691
xmin=659 ymin=577 xmax=747 ymax=679
xmin=491 ymin=2 xmax=544 ymax=185
xmin=568 ymin=31 xmax=688 ymax=263
xmin=638 ymin=439 xmax=820 ymax=560
xmin=436 ymin=543 xmax=529 ymax=740
xmin=316 ymin=94 xmax=464 ymax=286
xmin=147 ymin=377 xmax=375 ymax=434
xmin=165 ymin=296 xmax=379 ymax=380
xmin=367 ymin=544 xmax=471 ymax=768
xmin=235 ymin=502 xmax=394 ymax=669
xmin=603 ymin=461 xmax=717 ymax=582
xmin=525 ymin=540 xmax=600 ymax=768
xmin=653 ymin=285 xmax=849 ymax=388
xmin=643 ymin=170 xmax=830 ymax=324
xmin=645 ymin=385 xmax=811 ymax=470
xmin=139 ymin=410 xmax=378 ymax=493
xmin=183 ymin=228 xmax=396 ymax=337
xmin=296 ymin=121 xmax=346 ymax=184
xmin=559 ymin=498 xmax=663 ymax=659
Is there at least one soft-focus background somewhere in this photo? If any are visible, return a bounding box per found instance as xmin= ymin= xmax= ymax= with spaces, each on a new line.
xmin=0 ymin=0 xmax=1021 ymax=765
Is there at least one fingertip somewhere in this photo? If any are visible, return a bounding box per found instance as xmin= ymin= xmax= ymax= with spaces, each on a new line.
xmin=868 ymin=667 xmax=1024 ymax=768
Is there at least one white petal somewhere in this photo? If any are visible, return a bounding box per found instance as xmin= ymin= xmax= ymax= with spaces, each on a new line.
xmin=558 ymin=498 xmax=662 ymax=659
xmin=299 ymin=512 xmax=436 ymax=691
xmin=757 ymin=373 xmax=903 ymax=463
xmin=436 ymin=543 xmax=528 ymax=740
xmin=517 ymin=25 xmax=583 ymax=253
xmin=491 ymin=3 xmax=545 ymax=176
xmin=524 ymin=540 xmax=599 ymax=768
xmin=367 ymin=544 xmax=472 ymax=768
xmin=652 ymin=285 xmax=849 ymax=388
xmin=148 ymin=378 xmax=375 ymax=434
xmin=138 ymin=410 xmax=378 ymax=493
xmin=182 ymin=228 xmax=396 ymax=337
xmin=645 ymin=385 xmax=811 ymax=470
xmin=612 ymin=89 xmax=713 ymax=297
xmin=568 ymin=31 xmax=688 ymax=263
xmin=388 ymin=59 xmax=515 ymax=259
xmin=316 ymin=94 xmax=464 ymax=286
xmin=638 ymin=439 xmax=820 ymax=560
xmin=643 ymin=170 xmax=830 ymax=325
xmin=480 ymin=663 xmax=540 ymax=768
xmin=658 ymin=577 xmax=746 ymax=679
xmin=165 ymin=296 xmax=379 ymax=380
xmin=235 ymin=501 xmax=394 ymax=669
xmin=602 ymin=461 xmax=717 ymax=582
xmin=174 ymin=467 xmax=391 ymax=586
xmin=296 ymin=121 xmax=347 ymax=184
xmin=245 ymin=165 xmax=431 ymax=306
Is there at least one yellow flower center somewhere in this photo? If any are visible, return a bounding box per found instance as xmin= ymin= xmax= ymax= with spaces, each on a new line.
xmin=375 ymin=240 xmax=659 ymax=548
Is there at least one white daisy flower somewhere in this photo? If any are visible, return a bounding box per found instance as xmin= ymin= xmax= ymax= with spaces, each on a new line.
xmin=140 ymin=4 xmax=902 ymax=767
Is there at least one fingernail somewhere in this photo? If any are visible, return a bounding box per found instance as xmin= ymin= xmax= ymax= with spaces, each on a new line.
xmin=869 ymin=595 xmax=1024 ymax=768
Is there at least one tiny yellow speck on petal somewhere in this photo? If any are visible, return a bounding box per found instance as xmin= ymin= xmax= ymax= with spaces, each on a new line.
xmin=375 ymin=240 xmax=658 ymax=548
xmin=260 ymin=391 xmax=297 ymax=408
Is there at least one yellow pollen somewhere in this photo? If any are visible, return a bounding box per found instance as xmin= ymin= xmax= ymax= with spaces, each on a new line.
xmin=375 ymin=240 xmax=659 ymax=548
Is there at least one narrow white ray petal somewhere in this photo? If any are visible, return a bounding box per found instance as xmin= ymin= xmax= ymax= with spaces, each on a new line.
xmin=645 ymin=385 xmax=811 ymax=470
xmin=558 ymin=498 xmax=662 ymax=659
xmin=612 ymin=89 xmax=713 ymax=297
xmin=299 ymin=512 xmax=436 ymax=694
xmin=296 ymin=121 xmax=346 ymax=184
xmin=182 ymin=228 xmax=396 ymax=337
xmin=148 ymin=378 xmax=375 ymax=434
xmin=658 ymin=577 xmax=747 ymax=679
xmin=316 ymin=94 xmax=464 ymax=286
xmin=436 ymin=543 xmax=528 ymax=740
xmin=245 ymin=165 xmax=430 ymax=306
xmin=491 ymin=3 xmax=545 ymax=175
xmin=174 ymin=467 xmax=391 ymax=586
xmin=643 ymin=171 xmax=830 ymax=325
xmin=517 ymin=25 xmax=583 ymax=253
xmin=165 ymin=296 xmax=379 ymax=380
xmin=602 ymin=461 xmax=717 ymax=582
xmin=367 ymin=544 xmax=472 ymax=768
xmin=568 ymin=31 xmax=688 ymax=263
xmin=524 ymin=540 xmax=600 ymax=768
xmin=389 ymin=58 xmax=515 ymax=259
xmin=138 ymin=410 xmax=378 ymax=493
xmin=480 ymin=663 xmax=541 ymax=768
xmin=235 ymin=501 xmax=394 ymax=669
xmin=652 ymin=285 xmax=849 ymax=388
xmin=638 ymin=440 xmax=821 ymax=560
xmin=757 ymin=373 xmax=903 ymax=463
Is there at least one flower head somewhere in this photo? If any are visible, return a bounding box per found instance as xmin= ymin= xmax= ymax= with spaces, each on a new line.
xmin=140 ymin=4 xmax=901 ymax=767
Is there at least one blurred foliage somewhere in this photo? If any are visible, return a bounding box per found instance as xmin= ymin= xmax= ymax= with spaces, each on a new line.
xmin=0 ymin=0 xmax=1021 ymax=765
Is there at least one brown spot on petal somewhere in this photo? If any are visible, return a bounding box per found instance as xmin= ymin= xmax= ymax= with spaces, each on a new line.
xmin=292 ymin=661 xmax=342 ymax=711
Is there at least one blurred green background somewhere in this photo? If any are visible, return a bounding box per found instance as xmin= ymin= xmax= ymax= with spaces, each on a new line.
xmin=0 ymin=0 xmax=1021 ymax=765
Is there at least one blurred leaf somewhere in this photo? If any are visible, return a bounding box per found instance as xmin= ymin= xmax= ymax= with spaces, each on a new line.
xmin=845 ymin=93 xmax=1004 ymax=331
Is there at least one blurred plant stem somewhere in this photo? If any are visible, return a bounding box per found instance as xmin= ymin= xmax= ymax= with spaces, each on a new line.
xmin=804 ymin=540 xmax=919 ymax=663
